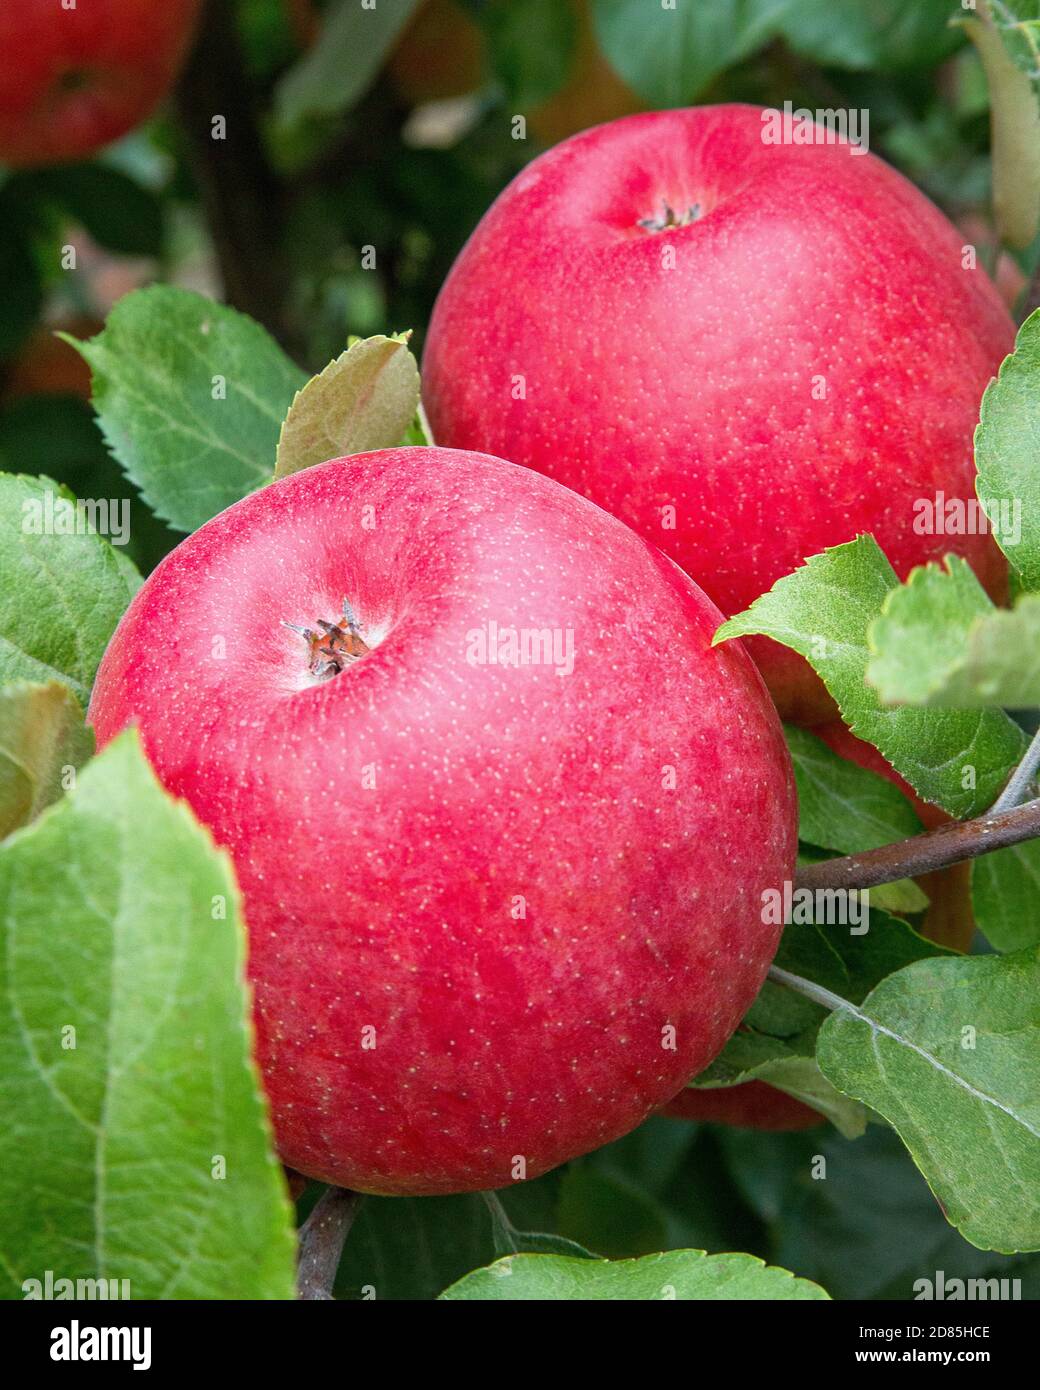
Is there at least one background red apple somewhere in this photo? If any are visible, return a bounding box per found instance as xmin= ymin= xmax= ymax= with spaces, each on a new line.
xmin=0 ymin=0 xmax=202 ymax=167
xmin=1 ymin=315 xmax=101 ymax=403
xmin=88 ymin=447 xmax=797 ymax=1196
xmin=386 ymin=0 xmax=640 ymax=144
xmin=387 ymin=0 xmax=486 ymax=107
xmin=663 ymin=1081 xmax=823 ymax=1132
xmin=422 ymin=105 xmax=1015 ymax=723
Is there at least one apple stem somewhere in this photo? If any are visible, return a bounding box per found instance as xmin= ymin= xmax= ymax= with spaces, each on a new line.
xmin=637 ymin=202 xmax=702 ymax=232
xmin=767 ymin=965 xmax=852 ymax=1014
xmin=296 ymin=1185 xmax=363 ymax=1300
xmin=481 ymin=1191 xmax=524 ymax=1252
xmin=794 ymin=796 xmax=1040 ymax=893
xmin=991 ymin=726 xmax=1040 ymax=813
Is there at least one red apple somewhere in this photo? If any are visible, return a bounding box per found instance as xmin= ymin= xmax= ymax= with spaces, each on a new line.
xmin=663 ymin=1081 xmax=822 ymax=1132
xmin=387 ymin=0 xmax=486 ymax=106
xmin=387 ymin=0 xmax=640 ymax=143
xmin=0 ymin=0 xmax=202 ymax=167
xmin=2 ymin=315 xmax=102 ymax=403
xmin=89 ymin=448 xmax=797 ymax=1195
xmin=422 ymin=105 xmax=1015 ymax=723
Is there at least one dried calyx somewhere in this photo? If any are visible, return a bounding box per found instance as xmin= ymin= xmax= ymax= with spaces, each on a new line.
xmin=284 ymin=597 xmax=370 ymax=679
xmin=637 ymin=202 xmax=702 ymax=232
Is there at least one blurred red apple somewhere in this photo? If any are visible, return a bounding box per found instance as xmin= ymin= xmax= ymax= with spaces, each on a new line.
xmin=0 ymin=0 xmax=202 ymax=166
xmin=663 ymin=1081 xmax=823 ymax=1132
xmin=2 ymin=315 xmax=101 ymax=402
xmin=387 ymin=0 xmax=485 ymax=105
xmin=387 ymin=0 xmax=639 ymax=145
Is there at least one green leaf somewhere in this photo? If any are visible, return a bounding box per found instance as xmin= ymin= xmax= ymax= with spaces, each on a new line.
xmin=401 ymin=401 xmax=435 ymax=447
xmin=556 ymin=1165 xmax=670 ymax=1259
xmin=779 ymin=0 xmax=962 ymax=71
xmin=721 ymin=904 xmax=949 ymax=1133
xmin=866 ymin=558 xmax=1040 ymax=708
xmin=976 ymin=310 xmax=1040 ymax=589
xmin=0 ymin=473 xmax=140 ymax=706
xmin=590 ymin=0 xmax=788 ymax=106
xmin=817 ymin=950 xmax=1040 ymax=1253
xmin=65 ymin=286 xmax=308 ymax=533
xmin=477 ymin=0 xmax=577 ymax=107
xmin=0 ymin=731 xmax=296 ymax=1299
xmin=716 ymin=536 xmax=1025 ymax=816
xmin=972 ymin=842 xmax=1040 ymax=951
xmin=0 ymin=394 xmax=180 ymax=579
xmin=274 ymin=334 xmax=421 ymax=480
xmin=866 ymin=879 xmax=930 ymax=917
xmin=694 ymin=1028 xmax=867 ymax=1138
xmin=778 ymin=909 xmax=953 ymax=1004
xmin=747 ymin=904 xmax=951 ymax=1038
xmin=487 ymin=1193 xmax=598 ymax=1260
xmin=0 ymin=681 xmax=93 ymax=838
xmin=274 ymin=0 xmax=424 ymax=137
xmin=588 ymin=1117 xmax=768 ymax=1256
xmin=859 ymin=552 xmax=1040 ymax=951
xmin=982 ymin=0 xmax=1040 ymax=80
xmin=725 ymin=1125 xmax=1040 ymax=1300
xmin=786 ymin=725 xmax=923 ymax=851
xmin=439 ymin=1249 xmax=829 ymax=1300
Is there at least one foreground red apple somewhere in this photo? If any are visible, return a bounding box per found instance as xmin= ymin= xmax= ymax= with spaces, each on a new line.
xmin=663 ymin=1081 xmax=822 ymax=1132
xmin=0 ymin=0 xmax=202 ymax=167
xmin=423 ymin=105 xmax=1014 ymax=723
xmin=89 ymin=448 xmax=797 ymax=1195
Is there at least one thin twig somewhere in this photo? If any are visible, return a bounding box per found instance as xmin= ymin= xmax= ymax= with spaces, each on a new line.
xmin=991 ymin=726 xmax=1040 ymax=811
xmin=768 ymin=965 xmax=849 ymax=1013
xmin=794 ymin=796 xmax=1040 ymax=892
xmin=296 ymin=1186 xmax=363 ymax=1301
xmin=481 ymin=1190 xmax=523 ymax=1254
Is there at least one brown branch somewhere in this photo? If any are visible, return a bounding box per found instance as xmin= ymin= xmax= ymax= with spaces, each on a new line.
xmin=173 ymin=0 xmax=294 ymax=349
xmin=296 ymin=1186 xmax=363 ymax=1301
xmin=795 ymin=797 xmax=1040 ymax=893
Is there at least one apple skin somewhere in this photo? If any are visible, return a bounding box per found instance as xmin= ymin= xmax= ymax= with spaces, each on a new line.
xmin=662 ymin=1081 xmax=823 ymax=1132
xmin=88 ymin=448 xmax=797 ymax=1196
xmin=0 ymin=0 xmax=202 ymax=167
xmin=422 ymin=105 xmax=1015 ymax=723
